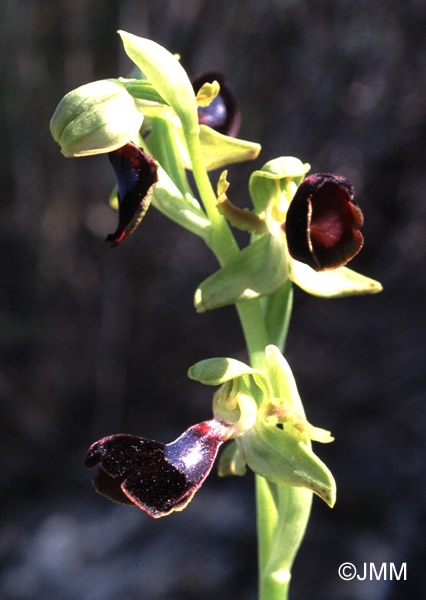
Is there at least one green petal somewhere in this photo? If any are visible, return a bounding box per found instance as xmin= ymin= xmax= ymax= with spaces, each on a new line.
xmin=195 ymin=81 xmax=221 ymax=107
xmin=50 ymin=79 xmax=143 ymax=157
xmin=290 ymin=261 xmax=383 ymax=297
xmin=194 ymin=234 xmax=287 ymax=312
xmin=118 ymin=31 xmax=198 ymax=136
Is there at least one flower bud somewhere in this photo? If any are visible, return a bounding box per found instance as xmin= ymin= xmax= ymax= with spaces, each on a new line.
xmin=106 ymin=143 xmax=158 ymax=247
xmin=284 ymin=173 xmax=364 ymax=271
xmin=84 ymin=419 xmax=231 ymax=517
xmin=192 ymin=72 xmax=241 ymax=137
xmin=50 ymin=79 xmax=143 ymax=157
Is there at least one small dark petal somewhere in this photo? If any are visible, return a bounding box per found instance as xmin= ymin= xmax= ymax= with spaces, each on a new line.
xmin=84 ymin=420 xmax=230 ymax=518
xmin=106 ymin=143 xmax=158 ymax=247
xmin=191 ymin=72 xmax=241 ymax=137
xmin=285 ymin=173 xmax=364 ymax=271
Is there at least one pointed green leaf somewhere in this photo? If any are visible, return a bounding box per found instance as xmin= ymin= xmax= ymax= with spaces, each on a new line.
xmin=290 ymin=261 xmax=383 ymax=297
xmin=118 ymin=31 xmax=198 ymax=136
xmin=194 ymin=234 xmax=287 ymax=312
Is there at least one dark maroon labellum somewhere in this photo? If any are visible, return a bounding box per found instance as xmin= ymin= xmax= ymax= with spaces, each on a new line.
xmin=106 ymin=142 xmax=159 ymax=247
xmin=284 ymin=173 xmax=364 ymax=271
xmin=191 ymin=72 xmax=241 ymax=137
xmin=84 ymin=419 xmax=230 ymax=518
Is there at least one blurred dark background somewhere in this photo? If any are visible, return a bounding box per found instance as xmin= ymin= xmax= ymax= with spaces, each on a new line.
xmin=1 ymin=1 xmax=425 ymax=599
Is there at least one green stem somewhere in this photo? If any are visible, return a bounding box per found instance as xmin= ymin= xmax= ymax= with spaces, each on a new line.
xmin=186 ymin=132 xmax=239 ymax=266
xmin=258 ymin=484 xmax=312 ymax=599
xmin=186 ymin=127 xmax=312 ymax=600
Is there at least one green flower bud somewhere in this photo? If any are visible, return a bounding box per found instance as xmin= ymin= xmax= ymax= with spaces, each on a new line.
xmin=50 ymin=79 xmax=143 ymax=157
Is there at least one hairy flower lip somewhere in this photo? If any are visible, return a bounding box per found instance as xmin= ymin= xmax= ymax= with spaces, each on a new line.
xmin=191 ymin=72 xmax=241 ymax=137
xmin=84 ymin=419 xmax=232 ymax=518
xmin=106 ymin=142 xmax=159 ymax=247
xmin=284 ymin=173 xmax=364 ymax=271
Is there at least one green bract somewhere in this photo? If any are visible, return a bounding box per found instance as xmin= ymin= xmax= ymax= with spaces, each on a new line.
xmin=194 ymin=234 xmax=288 ymax=312
xmin=118 ymin=31 xmax=199 ymax=138
xmin=239 ymin=422 xmax=335 ymax=506
xmin=50 ymin=79 xmax=143 ymax=157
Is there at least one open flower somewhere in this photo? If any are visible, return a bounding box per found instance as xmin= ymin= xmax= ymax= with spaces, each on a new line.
xmin=84 ymin=419 xmax=232 ymax=517
xmin=106 ymin=142 xmax=159 ymax=247
xmin=191 ymin=72 xmax=241 ymax=137
xmin=284 ymin=173 xmax=364 ymax=271
xmin=194 ymin=161 xmax=381 ymax=311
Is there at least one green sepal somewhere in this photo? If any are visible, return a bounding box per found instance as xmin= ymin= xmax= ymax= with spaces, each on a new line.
xmin=118 ymin=31 xmax=198 ymax=137
xmin=188 ymin=356 xmax=270 ymax=397
xmin=197 ymin=125 xmax=261 ymax=171
xmin=217 ymin=440 xmax=247 ymax=477
xmin=50 ymin=79 xmax=143 ymax=157
xmin=240 ymin=423 xmax=336 ymax=507
xmin=249 ymin=157 xmax=310 ymax=213
xmin=263 ymin=345 xmax=334 ymax=443
xmin=172 ymin=123 xmax=261 ymax=171
xmin=290 ymin=261 xmax=383 ymax=297
xmin=265 ymin=345 xmax=305 ymax=416
xmin=194 ymin=234 xmax=288 ymax=312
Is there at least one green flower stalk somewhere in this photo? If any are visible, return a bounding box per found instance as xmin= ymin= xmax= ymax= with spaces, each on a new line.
xmin=50 ymin=31 xmax=382 ymax=600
